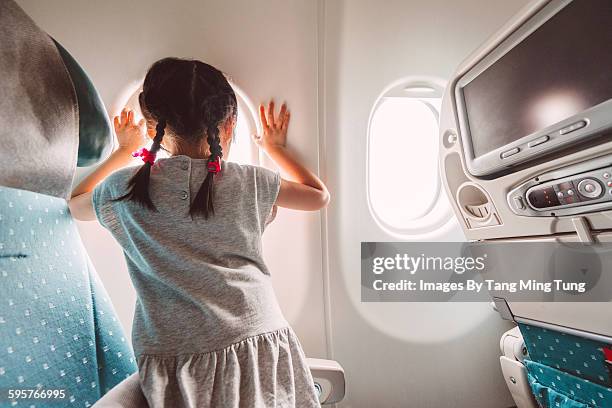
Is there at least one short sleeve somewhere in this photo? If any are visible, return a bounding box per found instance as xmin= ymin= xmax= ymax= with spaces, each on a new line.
xmin=92 ymin=178 xmax=122 ymax=235
xmin=253 ymin=166 xmax=281 ymax=231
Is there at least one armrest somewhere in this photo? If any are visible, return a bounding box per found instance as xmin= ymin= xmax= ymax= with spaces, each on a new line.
xmin=307 ymin=358 xmax=346 ymax=405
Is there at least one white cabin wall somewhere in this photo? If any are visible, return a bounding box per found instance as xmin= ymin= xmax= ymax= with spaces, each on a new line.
xmin=16 ymin=0 xmax=328 ymax=358
xmin=321 ymin=0 xmax=530 ymax=406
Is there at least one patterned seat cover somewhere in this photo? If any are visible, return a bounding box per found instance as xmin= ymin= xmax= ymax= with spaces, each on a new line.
xmin=519 ymin=323 xmax=612 ymax=408
xmin=0 ymin=187 xmax=137 ymax=407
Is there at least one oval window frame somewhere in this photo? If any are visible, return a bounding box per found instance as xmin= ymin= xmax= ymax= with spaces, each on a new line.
xmin=366 ymin=77 xmax=455 ymax=238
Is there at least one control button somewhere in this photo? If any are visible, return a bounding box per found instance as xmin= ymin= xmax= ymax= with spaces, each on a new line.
xmin=577 ymin=179 xmax=603 ymax=199
xmin=567 ymin=189 xmax=574 ymax=196
xmin=500 ymin=147 xmax=520 ymax=159
xmin=559 ymin=120 xmax=587 ymax=135
xmin=557 ymin=191 xmax=564 ymax=198
xmin=528 ymin=135 xmax=550 ymax=148
xmin=603 ymin=172 xmax=611 ymax=179
xmin=527 ymin=186 xmax=561 ymax=209
xmin=180 ymin=191 xmax=189 ymax=200
xmin=607 ymin=181 xmax=612 ymax=187
xmin=513 ymin=196 xmax=526 ymax=210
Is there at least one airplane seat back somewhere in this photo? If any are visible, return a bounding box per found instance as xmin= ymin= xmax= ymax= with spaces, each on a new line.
xmin=0 ymin=186 xmax=137 ymax=402
xmin=438 ymin=0 xmax=612 ymax=243
xmin=438 ymin=0 xmax=612 ymax=406
xmin=518 ymin=324 xmax=612 ymax=407
xmin=0 ymin=0 xmax=136 ymax=405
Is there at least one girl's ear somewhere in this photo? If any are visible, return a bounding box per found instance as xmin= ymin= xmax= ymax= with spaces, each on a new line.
xmin=221 ymin=117 xmax=236 ymax=139
xmin=146 ymin=124 xmax=156 ymax=140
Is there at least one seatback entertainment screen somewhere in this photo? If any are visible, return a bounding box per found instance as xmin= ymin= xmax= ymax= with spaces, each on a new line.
xmin=457 ymin=0 xmax=612 ymax=175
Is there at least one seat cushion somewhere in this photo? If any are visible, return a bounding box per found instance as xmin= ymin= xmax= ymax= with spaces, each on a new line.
xmin=0 ymin=186 xmax=137 ymax=407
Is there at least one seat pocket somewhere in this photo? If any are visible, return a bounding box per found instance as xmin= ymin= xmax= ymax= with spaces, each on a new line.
xmin=525 ymin=360 xmax=612 ymax=408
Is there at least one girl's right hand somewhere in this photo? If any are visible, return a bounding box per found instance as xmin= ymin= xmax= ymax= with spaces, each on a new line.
xmin=253 ymin=100 xmax=290 ymax=152
xmin=114 ymin=108 xmax=146 ymax=154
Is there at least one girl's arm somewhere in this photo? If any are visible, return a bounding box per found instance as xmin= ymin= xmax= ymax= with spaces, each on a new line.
xmin=69 ymin=109 xmax=145 ymax=221
xmin=253 ymin=101 xmax=330 ymax=211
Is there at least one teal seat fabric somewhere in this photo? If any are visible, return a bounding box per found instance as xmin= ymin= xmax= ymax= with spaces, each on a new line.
xmin=520 ymin=323 xmax=612 ymax=408
xmin=52 ymin=39 xmax=113 ymax=168
xmin=519 ymin=324 xmax=612 ymax=386
xmin=526 ymin=360 xmax=612 ymax=408
xmin=0 ymin=186 xmax=137 ymax=407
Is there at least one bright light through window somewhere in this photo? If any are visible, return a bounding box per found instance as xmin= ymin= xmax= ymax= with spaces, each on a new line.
xmin=228 ymin=99 xmax=256 ymax=164
xmin=367 ymin=80 xmax=453 ymax=237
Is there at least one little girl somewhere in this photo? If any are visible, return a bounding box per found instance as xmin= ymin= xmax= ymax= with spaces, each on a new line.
xmin=69 ymin=57 xmax=329 ymax=407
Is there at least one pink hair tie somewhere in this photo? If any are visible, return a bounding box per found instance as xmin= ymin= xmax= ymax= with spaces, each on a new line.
xmin=207 ymin=157 xmax=221 ymax=174
xmin=132 ymin=147 xmax=156 ymax=165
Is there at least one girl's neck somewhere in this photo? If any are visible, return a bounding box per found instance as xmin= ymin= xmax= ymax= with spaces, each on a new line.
xmin=166 ymin=139 xmax=230 ymax=160
xmin=171 ymin=144 xmax=208 ymax=159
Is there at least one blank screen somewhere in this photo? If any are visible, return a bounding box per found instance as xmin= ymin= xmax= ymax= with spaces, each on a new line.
xmin=462 ymin=0 xmax=612 ymax=158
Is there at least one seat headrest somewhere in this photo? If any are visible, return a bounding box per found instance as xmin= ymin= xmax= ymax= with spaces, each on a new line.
xmin=53 ymin=40 xmax=113 ymax=168
xmin=0 ymin=0 xmax=113 ymax=198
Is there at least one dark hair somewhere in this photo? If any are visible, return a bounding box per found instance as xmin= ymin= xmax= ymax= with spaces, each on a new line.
xmin=117 ymin=57 xmax=237 ymax=218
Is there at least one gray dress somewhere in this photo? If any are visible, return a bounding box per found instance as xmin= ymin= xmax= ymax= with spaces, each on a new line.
xmin=92 ymin=156 xmax=320 ymax=408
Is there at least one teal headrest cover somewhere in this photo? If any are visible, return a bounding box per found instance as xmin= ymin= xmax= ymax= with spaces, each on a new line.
xmin=53 ymin=39 xmax=113 ymax=167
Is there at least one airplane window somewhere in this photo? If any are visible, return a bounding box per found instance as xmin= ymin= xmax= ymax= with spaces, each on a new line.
xmin=367 ymin=80 xmax=454 ymax=237
xmin=121 ymin=81 xmax=259 ymax=165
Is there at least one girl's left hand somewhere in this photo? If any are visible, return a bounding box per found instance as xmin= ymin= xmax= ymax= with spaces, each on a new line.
xmin=114 ymin=108 xmax=146 ymax=153
xmin=254 ymin=100 xmax=290 ymax=152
